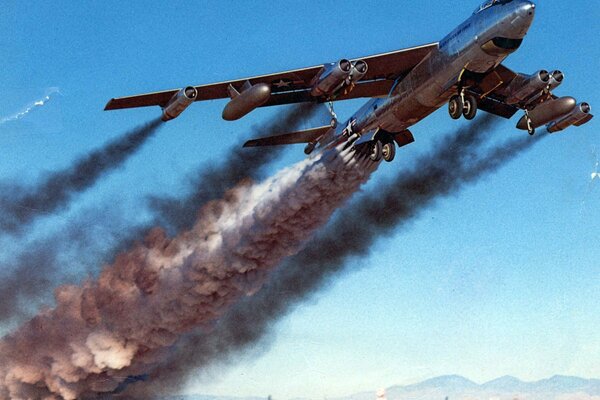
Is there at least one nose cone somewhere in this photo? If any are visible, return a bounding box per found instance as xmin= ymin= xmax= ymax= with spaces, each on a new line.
xmin=510 ymin=0 xmax=535 ymax=38
xmin=519 ymin=1 xmax=536 ymax=18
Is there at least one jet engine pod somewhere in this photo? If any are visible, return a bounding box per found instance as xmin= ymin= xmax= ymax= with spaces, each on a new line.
xmin=310 ymin=59 xmax=352 ymax=98
xmin=162 ymin=86 xmax=198 ymax=121
xmin=546 ymin=102 xmax=592 ymax=133
xmin=517 ymin=96 xmax=577 ymax=130
xmin=505 ymin=70 xmax=549 ymax=105
xmin=548 ymin=70 xmax=564 ymax=91
xmin=222 ymin=83 xmax=271 ymax=121
xmin=349 ymin=60 xmax=368 ymax=82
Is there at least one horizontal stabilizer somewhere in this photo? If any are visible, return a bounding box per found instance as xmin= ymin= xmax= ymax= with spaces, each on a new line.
xmin=244 ymin=125 xmax=332 ymax=147
xmin=243 ymin=125 xmax=331 ymax=147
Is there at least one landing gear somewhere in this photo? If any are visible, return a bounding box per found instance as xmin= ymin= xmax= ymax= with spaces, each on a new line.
xmin=382 ymin=141 xmax=396 ymax=162
xmin=449 ymin=95 xmax=463 ymax=119
xmin=369 ymin=140 xmax=383 ymax=162
xmin=327 ymin=101 xmax=338 ymax=128
xmin=448 ymin=90 xmax=478 ymax=120
xmin=462 ymin=94 xmax=478 ymax=120
xmin=525 ymin=110 xmax=535 ymax=135
xmin=304 ymin=142 xmax=316 ymax=155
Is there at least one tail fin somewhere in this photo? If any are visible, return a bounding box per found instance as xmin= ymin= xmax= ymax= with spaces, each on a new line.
xmin=243 ymin=125 xmax=332 ymax=147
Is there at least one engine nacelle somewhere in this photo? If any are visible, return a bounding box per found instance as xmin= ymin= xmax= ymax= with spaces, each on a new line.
xmin=546 ymin=102 xmax=592 ymax=133
xmin=161 ymin=86 xmax=198 ymax=121
xmin=516 ymin=96 xmax=576 ymax=130
xmin=222 ymin=83 xmax=271 ymax=121
xmin=505 ymin=70 xmax=550 ymax=105
xmin=548 ymin=70 xmax=564 ymax=91
xmin=348 ymin=60 xmax=368 ymax=82
xmin=310 ymin=59 xmax=352 ymax=98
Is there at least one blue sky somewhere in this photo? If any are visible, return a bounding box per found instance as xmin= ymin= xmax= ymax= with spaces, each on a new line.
xmin=0 ymin=0 xmax=599 ymax=398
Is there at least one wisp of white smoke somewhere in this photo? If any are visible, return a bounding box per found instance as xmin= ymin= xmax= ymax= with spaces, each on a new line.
xmin=0 ymin=144 xmax=377 ymax=399
xmin=0 ymin=87 xmax=60 ymax=125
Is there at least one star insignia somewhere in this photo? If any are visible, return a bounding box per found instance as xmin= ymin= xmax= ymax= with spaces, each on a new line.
xmin=273 ymin=79 xmax=292 ymax=88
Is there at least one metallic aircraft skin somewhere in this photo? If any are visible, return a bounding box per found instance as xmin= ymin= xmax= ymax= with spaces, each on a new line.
xmin=105 ymin=1 xmax=592 ymax=161
xmin=348 ymin=0 xmax=536 ymax=135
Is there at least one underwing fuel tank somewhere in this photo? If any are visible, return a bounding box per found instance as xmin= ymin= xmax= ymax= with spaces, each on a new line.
xmin=516 ymin=96 xmax=577 ymax=130
xmin=546 ymin=102 xmax=593 ymax=133
xmin=161 ymin=86 xmax=198 ymax=121
xmin=222 ymin=83 xmax=271 ymax=121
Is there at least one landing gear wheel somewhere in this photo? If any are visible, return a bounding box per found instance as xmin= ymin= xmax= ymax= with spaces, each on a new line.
xmin=382 ymin=141 xmax=396 ymax=162
xmin=525 ymin=114 xmax=535 ymax=135
xmin=462 ymin=94 xmax=478 ymax=120
xmin=369 ymin=140 xmax=383 ymax=162
xmin=449 ymin=95 xmax=463 ymax=119
xmin=330 ymin=118 xmax=338 ymax=128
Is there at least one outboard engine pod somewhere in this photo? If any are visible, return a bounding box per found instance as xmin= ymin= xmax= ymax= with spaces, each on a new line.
xmin=162 ymin=86 xmax=198 ymax=121
xmin=547 ymin=102 xmax=593 ymax=133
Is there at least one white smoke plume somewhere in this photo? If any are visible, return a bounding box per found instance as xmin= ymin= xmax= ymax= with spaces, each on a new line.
xmin=0 ymin=144 xmax=377 ymax=399
xmin=0 ymin=87 xmax=60 ymax=125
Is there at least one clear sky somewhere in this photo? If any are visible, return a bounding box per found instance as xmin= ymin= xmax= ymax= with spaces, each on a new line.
xmin=0 ymin=0 xmax=599 ymax=399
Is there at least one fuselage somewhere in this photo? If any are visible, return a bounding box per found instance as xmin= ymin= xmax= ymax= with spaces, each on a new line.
xmin=327 ymin=0 xmax=536 ymax=146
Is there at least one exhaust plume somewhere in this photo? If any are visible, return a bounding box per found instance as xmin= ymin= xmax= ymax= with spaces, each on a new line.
xmin=0 ymin=103 xmax=319 ymax=326
xmin=0 ymin=119 xmax=162 ymax=235
xmin=0 ymin=87 xmax=60 ymax=125
xmin=0 ymin=142 xmax=376 ymax=399
xmin=131 ymin=115 xmax=543 ymax=397
xmin=148 ymin=102 xmax=320 ymax=234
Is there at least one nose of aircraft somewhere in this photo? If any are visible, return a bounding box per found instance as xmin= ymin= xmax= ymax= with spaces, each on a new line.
xmin=519 ymin=1 xmax=536 ymax=18
xmin=510 ymin=0 xmax=535 ymax=37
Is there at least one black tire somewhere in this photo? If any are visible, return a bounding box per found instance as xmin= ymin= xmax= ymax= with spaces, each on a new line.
xmin=382 ymin=141 xmax=396 ymax=162
xmin=449 ymin=95 xmax=463 ymax=119
xmin=369 ymin=140 xmax=383 ymax=162
xmin=463 ymin=94 xmax=478 ymax=120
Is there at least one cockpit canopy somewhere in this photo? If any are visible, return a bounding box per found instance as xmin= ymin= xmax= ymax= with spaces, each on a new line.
xmin=473 ymin=0 xmax=514 ymax=14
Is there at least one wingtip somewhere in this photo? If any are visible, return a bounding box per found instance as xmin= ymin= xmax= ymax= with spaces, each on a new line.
xmin=104 ymin=99 xmax=116 ymax=111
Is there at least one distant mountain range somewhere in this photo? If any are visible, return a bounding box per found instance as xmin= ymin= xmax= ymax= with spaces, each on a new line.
xmin=155 ymin=375 xmax=600 ymax=400
xmin=341 ymin=375 xmax=600 ymax=400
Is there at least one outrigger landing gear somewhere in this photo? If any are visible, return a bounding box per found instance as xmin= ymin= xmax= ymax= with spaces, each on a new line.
xmin=327 ymin=101 xmax=338 ymax=128
xmin=449 ymin=88 xmax=478 ymax=120
xmin=304 ymin=141 xmax=316 ymax=155
xmin=524 ymin=109 xmax=535 ymax=135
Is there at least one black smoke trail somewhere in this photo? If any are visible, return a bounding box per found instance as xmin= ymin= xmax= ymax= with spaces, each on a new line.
xmin=130 ymin=115 xmax=544 ymax=397
xmin=0 ymin=207 xmax=136 ymax=324
xmin=0 ymin=104 xmax=319 ymax=324
xmin=0 ymin=118 xmax=163 ymax=235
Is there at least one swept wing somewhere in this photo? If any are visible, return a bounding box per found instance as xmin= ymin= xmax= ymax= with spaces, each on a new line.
xmin=104 ymin=43 xmax=438 ymax=112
